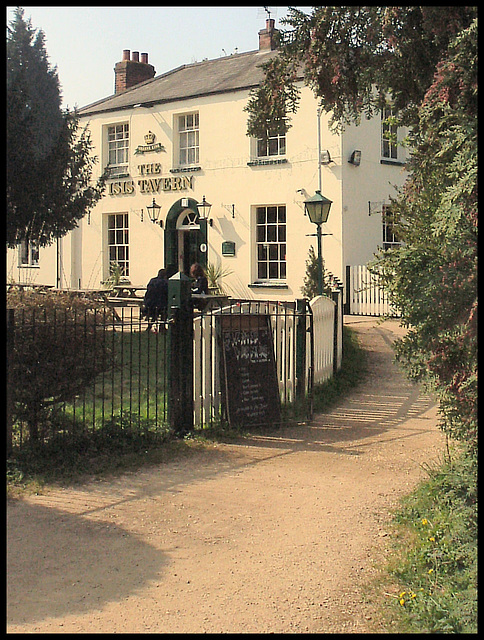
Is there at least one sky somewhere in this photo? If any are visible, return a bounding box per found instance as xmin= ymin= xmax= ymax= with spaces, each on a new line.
xmin=7 ymin=6 xmax=311 ymax=110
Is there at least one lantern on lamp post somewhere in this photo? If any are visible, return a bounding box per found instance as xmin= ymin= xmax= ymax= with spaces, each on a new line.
xmin=304 ymin=190 xmax=332 ymax=295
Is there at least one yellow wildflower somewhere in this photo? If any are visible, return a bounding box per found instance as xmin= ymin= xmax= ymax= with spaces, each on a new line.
xmin=399 ymin=598 xmax=405 ymax=606
xmin=429 ymin=537 xmax=435 ymax=542
xmin=421 ymin=518 xmax=428 ymax=525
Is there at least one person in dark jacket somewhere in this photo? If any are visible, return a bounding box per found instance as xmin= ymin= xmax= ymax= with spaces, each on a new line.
xmin=143 ymin=268 xmax=168 ymax=331
xmin=190 ymin=263 xmax=208 ymax=295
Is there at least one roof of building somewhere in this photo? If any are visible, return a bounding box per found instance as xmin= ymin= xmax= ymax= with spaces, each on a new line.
xmin=78 ymin=48 xmax=279 ymax=117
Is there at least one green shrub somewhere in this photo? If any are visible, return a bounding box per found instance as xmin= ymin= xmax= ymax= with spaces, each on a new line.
xmin=7 ymin=411 xmax=173 ymax=486
xmin=300 ymin=245 xmax=334 ymax=299
xmin=7 ymin=290 xmax=114 ymax=442
xmin=385 ymin=449 xmax=477 ymax=633
xmin=312 ymin=326 xmax=367 ymax=413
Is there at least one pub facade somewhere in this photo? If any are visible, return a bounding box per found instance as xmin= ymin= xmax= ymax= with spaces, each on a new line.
xmin=7 ymin=19 xmax=408 ymax=301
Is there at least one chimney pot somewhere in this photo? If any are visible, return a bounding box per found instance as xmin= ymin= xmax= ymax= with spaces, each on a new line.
xmin=259 ymin=18 xmax=278 ymax=51
xmin=114 ymin=50 xmax=156 ymax=94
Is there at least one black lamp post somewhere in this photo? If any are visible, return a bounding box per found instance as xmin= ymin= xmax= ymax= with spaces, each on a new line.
xmin=146 ymin=198 xmax=162 ymax=225
xmin=304 ymin=190 xmax=332 ymax=295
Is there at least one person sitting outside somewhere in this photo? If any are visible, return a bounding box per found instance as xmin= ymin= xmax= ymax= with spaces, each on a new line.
xmin=190 ymin=263 xmax=208 ymax=295
xmin=143 ymin=268 xmax=168 ymax=331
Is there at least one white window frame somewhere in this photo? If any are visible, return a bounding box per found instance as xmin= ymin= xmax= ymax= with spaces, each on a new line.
xmin=382 ymin=204 xmax=401 ymax=249
xmin=107 ymin=213 xmax=129 ymax=277
xmin=256 ymin=131 xmax=286 ymax=158
xmin=106 ymin=123 xmax=129 ymax=177
xmin=381 ymin=107 xmax=398 ymax=161
xmin=19 ymin=239 xmax=39 ymax=267
xmin=177 ymin=112 xmax=199 ymax=167
xmin=255 ymin=205 xmax=287 ymax=281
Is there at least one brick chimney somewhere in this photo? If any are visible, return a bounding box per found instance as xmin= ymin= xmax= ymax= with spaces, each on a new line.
xmin=114 ymin=50 xmax=156 ymax=94
xmin=258 ymin=18 xmax=278 ymax=51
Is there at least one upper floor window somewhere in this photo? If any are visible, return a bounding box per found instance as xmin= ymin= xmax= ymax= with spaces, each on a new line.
xmin=178 ymin=112 xmax=199 ymax=166
xmin=107 ymin=123 xmax=129 ymax=176
xmin=255 ymin=205 xmax=287 ymax=280
xmin=381 ymin=107 xmax=398 ymax=161
xmin=257 ymin=132 xmax=286 ymax=158
xmin=19 ymin=239 xmax=39 ymax=267
xmin=382 ymin=205 xmax=400 ymax=249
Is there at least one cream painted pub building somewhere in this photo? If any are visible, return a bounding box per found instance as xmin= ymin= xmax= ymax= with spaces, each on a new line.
xmin=7 ymin=19 xmax=408 ymax=302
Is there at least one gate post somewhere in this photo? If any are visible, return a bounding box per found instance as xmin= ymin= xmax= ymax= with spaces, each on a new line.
xmin=344 ymin=265 xmax=351 ymax=314
xmin=331 ymin=288 xmax=341 ymax=375
xmin=295 ymin=298 xmax=308 ymax=404
xmin=167 ymin=272 xmax=193 ymax=436
xmin=7 ymin=308 xmax=15 ymax=457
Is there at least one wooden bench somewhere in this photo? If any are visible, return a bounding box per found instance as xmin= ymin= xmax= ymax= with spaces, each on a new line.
xmin=110 ymin=285 xmax=147 ymax=299
xmin=107 ymin=296 xmax=144 ymax=306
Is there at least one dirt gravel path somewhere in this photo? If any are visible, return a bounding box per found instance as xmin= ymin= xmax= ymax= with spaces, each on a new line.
xmin=7 ymin=316 xmax=447 ymax=633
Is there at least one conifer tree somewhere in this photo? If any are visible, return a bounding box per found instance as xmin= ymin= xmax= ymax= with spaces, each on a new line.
xmin=301 ymin=245 xmax=332 ymax=300
xmin=7 ymin=7 xmax=105 ymax=248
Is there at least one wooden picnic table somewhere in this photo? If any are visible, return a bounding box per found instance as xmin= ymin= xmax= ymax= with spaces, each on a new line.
xmin=106 ymin=286 xmax=146 ymax=322
xmin=110 ymin=284 xmax=147 ymax=299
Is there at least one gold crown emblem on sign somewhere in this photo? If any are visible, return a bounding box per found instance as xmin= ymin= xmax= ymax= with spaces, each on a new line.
xmin=144 ymin=131 xmax=155 ymax=145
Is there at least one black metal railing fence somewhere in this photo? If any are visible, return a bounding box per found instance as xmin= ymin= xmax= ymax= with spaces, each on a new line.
xmin=7 ymin=306 xmax=169 ymax=451
xmin=7 ymin=285 xmax=343 ymax=455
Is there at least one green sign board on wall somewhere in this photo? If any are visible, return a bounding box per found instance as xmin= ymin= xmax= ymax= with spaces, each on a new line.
xmin=222 ymin=241 xmax=236 ymax=256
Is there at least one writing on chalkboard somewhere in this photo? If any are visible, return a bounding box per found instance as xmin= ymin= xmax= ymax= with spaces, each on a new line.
xmin=223 ymin=330 xmax=269 ymax=362
xmin=219 ymin=314 xmax=281 ymax=427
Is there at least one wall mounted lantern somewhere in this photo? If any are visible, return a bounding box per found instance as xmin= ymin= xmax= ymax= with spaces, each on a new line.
xmin=304 ymin=190 xmax=333 ymax=295
xmin=197 ymin=195 xmax=213 ymax=225
xmin=196 ymin=195 xmax=212 ymax=220
xmin=348 ymin=150 xmax=362 ymax=166
xmin=146 ymin=198 xmax=163 ymax=226
xmin=320 ymin=150 xmax=332 ymax=165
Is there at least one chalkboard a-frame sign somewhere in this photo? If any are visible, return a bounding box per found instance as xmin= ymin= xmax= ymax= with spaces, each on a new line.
xmin=219 ymin=314 xmax=281 ymax=427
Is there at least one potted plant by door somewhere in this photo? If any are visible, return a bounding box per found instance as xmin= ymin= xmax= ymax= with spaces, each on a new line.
xmin=206 ymin=262 xmax=233 ymax=295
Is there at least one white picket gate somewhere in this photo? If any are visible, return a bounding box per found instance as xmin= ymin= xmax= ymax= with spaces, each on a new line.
xmin=346 ymin=265 xmax=400 ymax=316
xmin=192 ymin=295 xmax=342 ymax=428
xmin=309 ymin=295 xmax=336 ymax=385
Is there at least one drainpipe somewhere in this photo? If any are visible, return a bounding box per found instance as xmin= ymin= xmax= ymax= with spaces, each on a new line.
xmin=317 ymin=106 xmax=322 ymax=192
xmin=56 ymin=237 xmax=63 ymax=288
xmin=56 ymin=238 xmax=60 ymax=288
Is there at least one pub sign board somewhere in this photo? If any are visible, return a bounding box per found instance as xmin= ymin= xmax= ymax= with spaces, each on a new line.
xmin=219 ymin=314 xmax=281 ymax=428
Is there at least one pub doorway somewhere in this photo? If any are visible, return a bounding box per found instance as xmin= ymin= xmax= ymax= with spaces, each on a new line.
xmin=164 ymin=198 xmax=208 ymax=278
xmin=178 ymin=211 xmax=203 ymax=275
